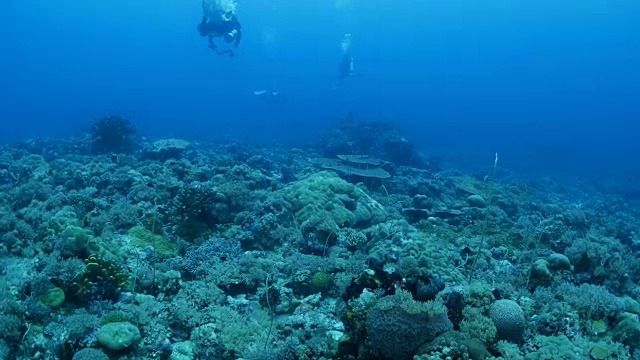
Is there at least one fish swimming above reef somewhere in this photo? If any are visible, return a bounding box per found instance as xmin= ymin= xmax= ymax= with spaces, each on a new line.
xmin=253 ymin=90 xmax=280 ymax=97
xmin=253 ymin=90 xmax=287 ymax=104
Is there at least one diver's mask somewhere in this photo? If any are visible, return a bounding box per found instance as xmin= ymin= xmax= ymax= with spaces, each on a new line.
xmin=224 ymin=29 xmax=238 ymax=43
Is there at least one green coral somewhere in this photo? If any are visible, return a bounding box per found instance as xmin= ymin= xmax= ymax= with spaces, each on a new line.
xmin=69 ymin=254 xmax=130 ymax=301
xmin=39 ymin=287 xmax=65 ymax=308
xmin=494 ymin=340 xmax=524 ymax=359
xmin=460 ymin=306 xmax=497 ymax=344
xmin=37 ymin=209 xmax=80 ymax=239
xmin=612 ymin=312 xmax=640 ymax=351
xmin=589 ymin=344 xmax=609 ymax=360
xmin=591 ymin=319 xmax=608 ymax=335
xmin=101 ymin=311 xmax=128 ymax=325
xmin=385 ymin=289 xmax=448 ymax=315
xmin=465 ymin=281 xmax=496 ymax=312
xmin=310 ymin=271 xmax=334 ymax=294
xmin=97 ymin=321 xmax=141 ymax=351
xmin=48 ymin=224 xmax=97 ymax=257
xmin=341 ymin=227 xmax=368 ymax=248
xmin=128 ymin=225 xmax=177 ymax=259
xmin=281 ymin=171 xmax=385 ymax=229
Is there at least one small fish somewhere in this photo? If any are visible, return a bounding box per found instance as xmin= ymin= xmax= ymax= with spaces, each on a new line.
xmin=253 ymin=90 xmax=281 ymax=98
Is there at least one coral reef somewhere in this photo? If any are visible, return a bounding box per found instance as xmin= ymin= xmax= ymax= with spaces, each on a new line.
xmin=0 ymin=117 xmax=638 ymax=359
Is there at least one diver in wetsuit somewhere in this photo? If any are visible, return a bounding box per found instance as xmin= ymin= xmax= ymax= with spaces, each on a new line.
xmin=338 ymin=52 xmax=355 ymax=86
xmin=197 ymin=14 xmax=243 ymax=56
xmin=336 ymin=33 xmax=360 ymax=86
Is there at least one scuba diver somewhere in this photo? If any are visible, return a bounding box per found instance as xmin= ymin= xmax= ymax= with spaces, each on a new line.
xmin=197 ymin=12 xmax=242 ymax=56
xmin=338 ymin=52 xmax=356 ymax=86
xmin=336 ymin=33 xmax=360 ymax=87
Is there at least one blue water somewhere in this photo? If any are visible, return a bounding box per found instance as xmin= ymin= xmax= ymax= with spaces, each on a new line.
xmin=2 ymin=0 xmax=639 ymax=181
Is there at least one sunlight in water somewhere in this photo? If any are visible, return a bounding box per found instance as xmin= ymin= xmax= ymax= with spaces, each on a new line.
xmin=334 ymin=0 xmax=352 ymax=10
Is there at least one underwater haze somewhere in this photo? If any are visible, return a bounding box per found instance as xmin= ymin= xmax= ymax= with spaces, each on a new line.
xmin=5 ymin=1 xmax=640 ymax=359
xmin=2 ymin=0 xmax=640 ymax=178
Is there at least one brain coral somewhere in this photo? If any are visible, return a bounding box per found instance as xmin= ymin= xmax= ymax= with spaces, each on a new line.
xmin=366 ymin=290 xmax=453 ymax=360
xmin=489 ymin=299 xmax=525 ymax=343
